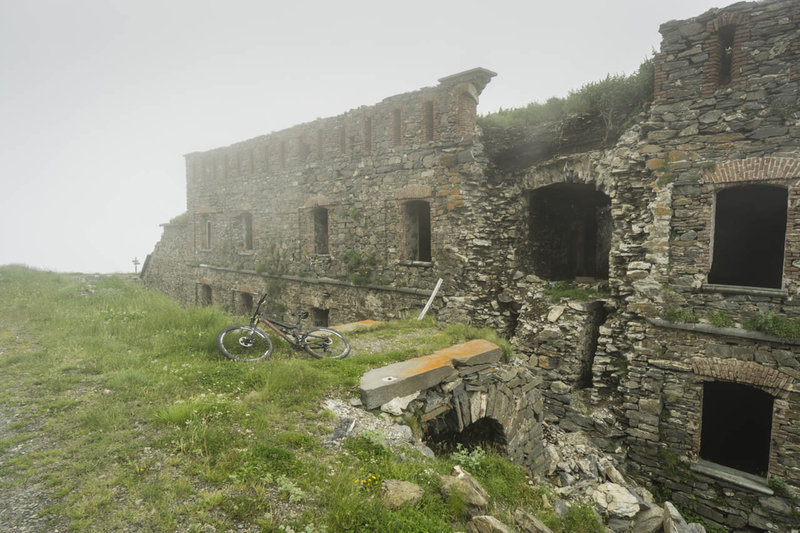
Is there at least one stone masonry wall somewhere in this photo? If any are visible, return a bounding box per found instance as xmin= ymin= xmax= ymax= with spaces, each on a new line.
xmin=143 ymin=1 xmax=800 ymax=530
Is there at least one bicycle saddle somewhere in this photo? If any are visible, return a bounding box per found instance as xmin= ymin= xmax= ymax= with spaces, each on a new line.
xmin=294 ymin=310 xmax=310 ymax=319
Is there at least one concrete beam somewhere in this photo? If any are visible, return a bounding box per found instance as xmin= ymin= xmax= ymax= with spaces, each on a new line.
xmin=359 ymin=339 xmax=502 ymax=410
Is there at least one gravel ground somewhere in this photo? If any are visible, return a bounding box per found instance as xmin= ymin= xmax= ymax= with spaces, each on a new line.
xmin=0 ymin=401 xmax=65 ymax=533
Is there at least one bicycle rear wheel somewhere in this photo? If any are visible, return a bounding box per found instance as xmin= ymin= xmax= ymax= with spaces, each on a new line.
xmin=302 ymin=328 xmax=350 ymax=359
xmin=216 ymin=325 xmax=273 ymax=362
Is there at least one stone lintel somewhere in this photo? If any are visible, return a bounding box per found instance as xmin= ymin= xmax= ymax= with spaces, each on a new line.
xmin=359 ymin=339 xmax=502 ymax=410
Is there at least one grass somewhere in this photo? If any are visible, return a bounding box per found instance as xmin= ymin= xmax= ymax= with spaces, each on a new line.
xmin=0 ymin=265 xmax=599 ymax=532
xmin=479 ymin=56 xmax=654 ymax=139
xmin=745 ymin=312 xmax=800 ymax=342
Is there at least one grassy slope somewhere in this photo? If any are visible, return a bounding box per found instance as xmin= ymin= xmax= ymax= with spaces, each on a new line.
xmin=0 ymin=266 xmax=601 ymax=532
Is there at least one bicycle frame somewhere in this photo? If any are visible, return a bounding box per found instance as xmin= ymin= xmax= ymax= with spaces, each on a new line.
xmin=248 ymin=294 xmax=306 ymax=346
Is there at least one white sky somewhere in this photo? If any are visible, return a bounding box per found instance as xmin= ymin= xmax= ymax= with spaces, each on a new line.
xmin=0 ymin=0 xmax=725 ymax=273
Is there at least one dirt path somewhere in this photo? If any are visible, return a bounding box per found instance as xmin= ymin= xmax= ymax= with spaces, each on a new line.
xmin=0 ymin=334 xmax=65 ymax=532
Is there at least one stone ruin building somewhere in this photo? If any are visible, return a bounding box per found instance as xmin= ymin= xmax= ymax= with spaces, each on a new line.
xmin=143 ymin=0 xmax=800 ymax=530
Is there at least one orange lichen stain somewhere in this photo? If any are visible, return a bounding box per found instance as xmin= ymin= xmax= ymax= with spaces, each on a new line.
xmin=331 ymin=320 xmax=379 ymax=332
xmin=396 ymin=339 xmax=498 ymax=378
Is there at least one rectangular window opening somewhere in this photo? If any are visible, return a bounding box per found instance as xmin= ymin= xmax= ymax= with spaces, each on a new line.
xmin=424 ymin=101 xmax=434 ymax=141
xmin=242 ymin=212 xmax=253 ymax=250
xmin=405 ymin=200 xmax=431 ymax=262
xmin=393 ymin=109 xmax=402 ymax=146
xmin=708 ymin=185 xmax=787 ymax=289
xmin=237 ymin=292 xmax=254 ymax=316
xmin=313 ymin=208 xmax=329 ymax=255
xmin=700 ymin=381 xmax=773 ymax=477
xmin=363 ymin=117 xmax=373 ymax=153
xmin=718 ymin=25 xmax=736 ymax=87
xmin=312 ymin=308 xmax=329 ymax=327
xmin=199 ymin=284 xmax=212 ymax=307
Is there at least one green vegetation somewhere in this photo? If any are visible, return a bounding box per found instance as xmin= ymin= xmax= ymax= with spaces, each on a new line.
xmin=543 ymin=281 xmax=605 ymax=303
xmin=479 ymin=57 xmax=654 ymax=140
xmin=708 ymin=311 xmax=734 ymax=328
xmin=664 ymin=307 xmax=699 ymax=324
xmin=168 ymin=211 xmax=189 ymax=224
xmin=0 ymin=266 xmax=586 ymax=531
xmin=343 ymin=249 xmax=380 ymax=285
xmin=745 ymin=312 xmax=800 ymax=342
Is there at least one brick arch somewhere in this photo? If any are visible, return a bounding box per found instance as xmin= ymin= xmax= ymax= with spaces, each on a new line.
xmin=691 ymin=356 xmax=794 ymax=398
xmin=702 ymin=157 xmax=800 ymax=184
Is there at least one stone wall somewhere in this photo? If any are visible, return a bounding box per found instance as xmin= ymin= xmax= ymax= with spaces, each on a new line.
xmin=143 ymin=1 xmax=800 ymax=529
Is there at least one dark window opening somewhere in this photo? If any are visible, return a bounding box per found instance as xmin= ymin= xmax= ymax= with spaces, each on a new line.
xmin=424 ymin=101 xmax=434 ymax=141
xmin=242 ymin=212 xmax=253 ymax=250
xmin=363 ymin=117 xmax=372 ymax=153
xmin=313 ymin=208 xmax=329 ymax=255
xmin=237 ymin=292 xmax=253 ymax=316
xmin=424 ymin=416 xmax=507 ymax=455
xmin=405 ymin=200 xmax=431 ymax=262
xmin=718 ymin=25 xmax=736 ymax=87
xmin=700 ymin=381 xmax=773 ymax=476
xmin=393 ymin=109 xmax=402 ymax=146
xmin=199 ymin=284 xmax=212 ymax=307
xmin=298 ymin=136 xmax=309 ymax=160
xmin=528 ymin=184 xmax=611 ymax=281
xmin=202 ymin=217 xmax=212 ymax=250
xmin=708 ymin=185 xmax=787 ymax=289
xmin=312 ymin=308 xmax=329 ymax=327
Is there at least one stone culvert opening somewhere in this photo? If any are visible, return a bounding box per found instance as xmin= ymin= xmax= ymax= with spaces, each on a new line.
xmin=423 ymin=416 xmax=507 ymax=455
xmin=527 ymin=183 xmax=611 ymax=281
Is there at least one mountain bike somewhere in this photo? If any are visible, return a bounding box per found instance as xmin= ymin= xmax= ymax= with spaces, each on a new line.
xmin=216 ymin=294 xmax=350 ymax=362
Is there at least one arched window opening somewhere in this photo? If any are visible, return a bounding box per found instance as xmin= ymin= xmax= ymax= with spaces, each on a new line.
xmin=700 ymin=381 xmax=773 ymax=476
xmin=313 ymin=207 xmax=329 ymax=255
xmin=527 ymin=184 xmax=611 ymax=281
xmin=405 ymin=200 xmax=431 ymax=262
xmin=242 ymin=212 xmax=253 ymax=250
xmin=708 ymin=185 xmax=787 ymax=289
xmin=424 ymin=416 xmax=507 ymax=456
xmin=718 ymin=25 xmax=736 ymax=87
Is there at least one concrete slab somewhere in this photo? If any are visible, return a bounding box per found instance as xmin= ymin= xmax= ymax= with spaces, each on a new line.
xmin=359 ymin=339 xmax=502 ymax=409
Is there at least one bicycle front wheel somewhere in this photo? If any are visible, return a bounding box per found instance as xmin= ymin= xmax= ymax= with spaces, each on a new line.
xmin=216 ymin=325 xmax=273 ymax=362
xmin=302 ymin=328 xmax=350 ymax=359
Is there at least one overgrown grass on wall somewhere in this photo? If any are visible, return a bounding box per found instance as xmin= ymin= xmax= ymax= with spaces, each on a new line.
xmin=479 ymin=56 xmax=655 ymax=135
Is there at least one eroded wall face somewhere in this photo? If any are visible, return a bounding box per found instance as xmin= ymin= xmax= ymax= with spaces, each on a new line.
xmin=467 ymin=2 xmax=800 ymax=530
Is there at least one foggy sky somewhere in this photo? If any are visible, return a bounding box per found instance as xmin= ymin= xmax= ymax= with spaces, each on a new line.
xmin=0 ymin=0 xmax=724 ymax=273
